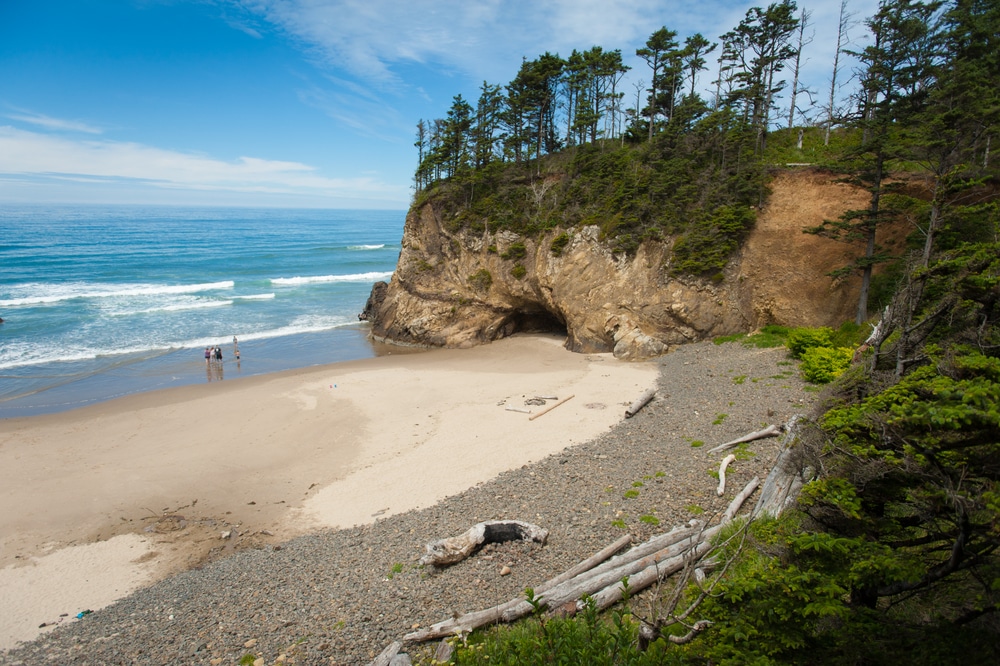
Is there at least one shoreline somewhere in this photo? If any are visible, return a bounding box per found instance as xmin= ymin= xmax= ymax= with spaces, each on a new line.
xmin=0 ymin=333 xmax=658 ymax=651
xmin=0 ymin=325 xmax=397 ymax=419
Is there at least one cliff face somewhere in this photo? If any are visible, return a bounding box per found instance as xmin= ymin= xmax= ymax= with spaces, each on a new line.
xmin=367 ymin=169 xmax=902 ymax=359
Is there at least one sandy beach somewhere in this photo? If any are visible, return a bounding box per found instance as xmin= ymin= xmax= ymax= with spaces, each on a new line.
xmin=0 ymin=333 xmax=657 ymax=651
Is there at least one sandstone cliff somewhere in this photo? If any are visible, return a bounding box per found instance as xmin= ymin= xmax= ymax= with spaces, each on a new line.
xmin=366 ymin=169 xmax=906 ymax=359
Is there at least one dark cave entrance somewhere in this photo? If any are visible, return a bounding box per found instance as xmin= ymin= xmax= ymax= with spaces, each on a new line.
xmin=498 ymin=308 xmax=567 ymax=338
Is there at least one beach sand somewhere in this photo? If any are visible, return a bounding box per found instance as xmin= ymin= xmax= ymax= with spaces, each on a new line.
xmin=0 ymin=333 xmax=657 ymax=650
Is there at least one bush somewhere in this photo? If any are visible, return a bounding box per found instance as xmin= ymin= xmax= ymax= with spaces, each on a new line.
xmin=787 ymin=327 xmax=834 ymax=359
xmin=549 ymin=232 xmax=570 ymax=256
xmin=500 ymin=242 xmax=527 ymax=261
xmin=800 ymin=346 xmax=853 ymax=383
xmin=511 ymin=263 xmax=527 ymax=279
xmin=468 ymin=269 xmax=492 ymax=292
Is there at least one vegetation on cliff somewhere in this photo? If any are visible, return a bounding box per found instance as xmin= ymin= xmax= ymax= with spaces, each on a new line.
xmin=416 ymin=0 xmax=999 ymax=663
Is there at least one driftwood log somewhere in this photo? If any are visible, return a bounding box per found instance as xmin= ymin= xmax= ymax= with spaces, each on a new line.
xmin=384 ymin=416 xmax=808 ymax=661
xmin=419 ymin=520 xmax=549 ymax=567
xmin=403 ymin=479 xmax=760 ymax=645
xmin=625 ymin=388 xmax=656 ymax=418
xmin=707 ymin=424 xmax=784 ymax=454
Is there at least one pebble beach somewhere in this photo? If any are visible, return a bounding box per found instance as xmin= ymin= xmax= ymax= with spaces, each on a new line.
xmin=0 ymin=338 xmax=818 ymax=665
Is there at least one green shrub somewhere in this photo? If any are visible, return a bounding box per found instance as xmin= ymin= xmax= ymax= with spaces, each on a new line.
xmin=787 ymin=327 xmax=834 ymax=359
xmin=511 ymin=263 xmax=527 ymax=279
xmin=500 ymin=242 xmax=527 ymax=261
xmin=800 ymin=346 xmax=853 ymax=383
xmin=549 ymin=232 xmax=570 ymax=256
xmin=468 ymin=269 xmax=492 ymax=292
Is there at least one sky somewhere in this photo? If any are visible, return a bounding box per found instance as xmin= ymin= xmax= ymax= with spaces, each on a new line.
xmin=0 ymin=0 xmax=882 ymax=210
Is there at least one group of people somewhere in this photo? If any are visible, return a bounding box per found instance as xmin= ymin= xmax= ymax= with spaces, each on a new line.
xmin=204 ymin=336 xmax=241 ymax=365
xmin=204 ymin=337 xmax=240 ymax=382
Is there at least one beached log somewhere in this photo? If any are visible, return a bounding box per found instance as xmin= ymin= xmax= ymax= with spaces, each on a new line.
xmin=369 ymin=640 xmax=402 ymax=666
xmin=717 ymin=454 xmax=736 ymax=496
xmin=625 ymin=388 xmax=656 ymax=418
xmin=404 ymin=534 xmax=633 ymax=643
xmin=753 ymin=416 xmax=807 ymax=518
xmin=528 ymin=394 xmax=574 ymax=421
xmin=419 ymin=520 xmax=549 ymax=567
xmin=578 ymin=478 xmax=759 ymax=613
xmin=707 ymin=424 xmax=783 ymax=454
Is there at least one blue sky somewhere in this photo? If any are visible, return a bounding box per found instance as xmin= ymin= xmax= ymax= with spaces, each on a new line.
xmin=0 ymin=0 xmax=880 ymax=210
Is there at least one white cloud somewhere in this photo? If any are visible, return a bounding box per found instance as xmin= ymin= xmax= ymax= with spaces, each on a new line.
xmin=0 ymin=126 xmax=406 ymax=201
xmin=6 ymin=109 xmax=103 ymax=134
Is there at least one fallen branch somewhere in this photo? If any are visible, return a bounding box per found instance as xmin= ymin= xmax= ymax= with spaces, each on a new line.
xmin=716 ymin=454 xmax=736 ymax=496
xmin=404 ymin=534 xmax=633 ymax=643
xmin=419 ymin=520 xmax=548 ymax=567
xmin=528 ymin=394 xmax=575 ymax=421
xmin=575 ymin=479 xmax=758 ymax=614
xmin=707 ymin=424 xmax=783 ymax=454
xmin=625 ymin=388 xmax=656 ymax=418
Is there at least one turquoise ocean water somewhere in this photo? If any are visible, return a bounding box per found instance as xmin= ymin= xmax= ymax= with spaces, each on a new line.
xmin=0 ymin=205 xmax=405 ymax=418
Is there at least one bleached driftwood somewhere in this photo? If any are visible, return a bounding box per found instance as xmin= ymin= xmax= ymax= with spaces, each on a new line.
xmin=528 ymin=394 xmax=574 ymax=421
xmin=716 ymin=454 xmax=736 ymax=496
xmin=625 ymin=388 xmax=656 ymax=418
xmin=707 ymin=424 xmax=783 ymax=454
xmin=574 ymin=479 xmax=758 ymax=614
xmin=504 ymin=405 xmax=532 ymax=414
xmin=419 ymin=520 xmax=549 ymax=567
xmin=369 ymin=641 xmax=403 ymax=666
xmin=753 ymin=416 xmax=808 ymax=518
xmin=404 ymin=534 xmax=633 ymax=643
xmin=403 ymin=478 xmax=761 ymax=651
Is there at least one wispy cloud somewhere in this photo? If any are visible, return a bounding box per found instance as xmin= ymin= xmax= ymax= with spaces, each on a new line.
xmin=6 ymin=109 xmax=103 ymax=134
xmin=0 ymin=126 xmax=405 ymax=200
xmin=237 ymin=0 xmax=881 ymax=107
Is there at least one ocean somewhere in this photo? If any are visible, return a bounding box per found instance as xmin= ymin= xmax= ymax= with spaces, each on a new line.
xmin=0 ymin=205 xmax=406 ymax=418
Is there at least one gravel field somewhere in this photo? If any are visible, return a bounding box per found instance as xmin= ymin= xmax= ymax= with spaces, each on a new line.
xmin=1 ymin=340 xmax=819 ymax=666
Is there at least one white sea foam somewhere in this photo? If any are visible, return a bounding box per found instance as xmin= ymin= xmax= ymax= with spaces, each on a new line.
xmin=270 ymin=271 xmax=392 ymax=286
xmin=0 ymin=281 xmax=235 ymax=307
xmin=346 ymin=244 xmax=386 ymax=250
xmin=235 ymin=293 xmax=276 ymax=301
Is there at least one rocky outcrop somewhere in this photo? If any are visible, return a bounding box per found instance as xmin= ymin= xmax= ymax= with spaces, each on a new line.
xmin=367 ymin=169 xmax=900 ymax=359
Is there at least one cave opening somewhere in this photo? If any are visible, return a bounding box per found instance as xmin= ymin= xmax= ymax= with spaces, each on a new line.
xmin=501 ymin=308 xmax=567 ymax=337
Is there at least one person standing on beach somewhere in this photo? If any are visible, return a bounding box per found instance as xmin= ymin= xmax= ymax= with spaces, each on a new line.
xmin=205 ymin=347 xmax=211 ymax=364
xmin=215 ymin=346 xmax=222 ymax=362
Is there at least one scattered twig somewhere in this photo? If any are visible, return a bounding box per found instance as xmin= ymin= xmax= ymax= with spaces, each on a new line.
xmin=717 ymin=454 xmax=736 ymax=496
xmin=528 ymin=394 xmax=575 ymax=421
xmin=707 ymin=424 xmax=783 ymax=454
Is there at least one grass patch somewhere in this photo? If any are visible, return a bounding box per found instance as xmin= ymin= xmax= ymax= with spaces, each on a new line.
xmin=690 ymin=440 xmax=705 ymax=448
xmin=713 ymin=413 xmax=728 ymax=425
xmin=639 ymin=514 xmax=660 ymax=526
xmin=624 ymin=489 xmax=640 ymax=499
xmin=732 ymin=374 xmax=747 ymax=385
xmin=685 ymin=504 xmax=705 ymax=515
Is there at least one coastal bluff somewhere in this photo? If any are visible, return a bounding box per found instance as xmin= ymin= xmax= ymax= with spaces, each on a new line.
xmin=366 ymin=169 xmax=899 ymax=359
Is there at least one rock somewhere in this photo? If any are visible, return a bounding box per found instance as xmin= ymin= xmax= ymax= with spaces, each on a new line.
xmin=500 ymin=565 xmax=512 ymax=576
xmin=366 ymin=171 xmax=882 ymax=358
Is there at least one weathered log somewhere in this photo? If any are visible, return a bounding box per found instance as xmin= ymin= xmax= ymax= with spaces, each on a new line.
xmin=625 ymin=388 xmax=656 ymax=418
xmin=578 ymin=478 xmax=759 ymax=613
xmin=707 ymin=424 xmax=783 ymax=454
xmin=716 ymin=454 xmax=735 ymax=496
xmin=404 ymin=534 xmax=633 ymax=643
xmin=753 ymin=416 xmax=806 ymax=518
xmin=419 ymin=520 xmax=548 ymax=567
xmin=528 ymin=394 xmax=575 ymax=421
xmin=369 ymin=640 xmax=402 ymax=666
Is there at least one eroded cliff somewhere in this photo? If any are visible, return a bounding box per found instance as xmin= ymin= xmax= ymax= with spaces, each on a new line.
xmin=366 ymin=169 xmax=905 ymax=359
